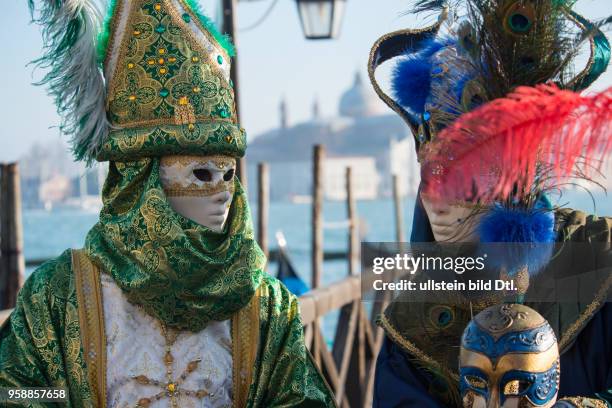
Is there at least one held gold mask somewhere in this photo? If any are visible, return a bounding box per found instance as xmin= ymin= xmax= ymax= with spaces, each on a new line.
xmin=160 ymin=155 xmax=236 ymax=231
xmin=459 ymin=304 xmax=559 ymax=408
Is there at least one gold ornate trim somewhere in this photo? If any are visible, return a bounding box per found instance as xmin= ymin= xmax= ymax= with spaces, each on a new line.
xmin=558 ymin=273 xmax=612 ymax=353
xmin=231 ymin=284 xmax=261 ymax=408
xmin=103 ymin=0 xmax=128 ymax=69
xmin=377 ymin=313 xmax=460 ymax=382
xmin=113 ymin=116 xmax=236 ymax=130
xmin=367 ymin=9 xmax=448 ymax=138
xmin=163 ymin=181 xmax=234 ymax=197
xmin=176 ymin=0 xmax=230 ymax=64
xmin=98 ymin=121 xmax=246 ymax=161
xmin=558 ymin=397 xmax=609 ymax=408
xmin=160 ymin=155 xmax=236 ymax=168
xmin=72 ymin=249 xmax=107 ymax=408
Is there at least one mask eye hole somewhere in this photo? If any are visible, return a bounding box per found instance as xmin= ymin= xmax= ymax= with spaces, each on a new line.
xmin=464 ymin=375 xmax=487 ymax=390
xmin=223 ymin=168 xmax=235 ymax=182
xmin=503 ymin=379 xmax=532 ymax=395
xmin=193 ymin=168 xmax=212 ymax=182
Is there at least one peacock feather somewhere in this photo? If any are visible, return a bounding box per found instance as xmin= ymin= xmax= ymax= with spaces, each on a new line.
xmin=408 ymin=0 xmax=610 ymax=97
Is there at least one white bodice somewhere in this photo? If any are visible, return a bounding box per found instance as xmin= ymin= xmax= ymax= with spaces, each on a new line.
xmin=101 ymin=273 xmax=233 ymax=408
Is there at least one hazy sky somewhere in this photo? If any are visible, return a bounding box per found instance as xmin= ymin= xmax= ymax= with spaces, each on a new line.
xmin=1 ymin=0 xmax=610 ymax=162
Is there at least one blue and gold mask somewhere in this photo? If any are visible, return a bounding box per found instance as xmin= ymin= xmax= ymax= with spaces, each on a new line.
xmin=459 ymin=304 xmax=559 ymax=407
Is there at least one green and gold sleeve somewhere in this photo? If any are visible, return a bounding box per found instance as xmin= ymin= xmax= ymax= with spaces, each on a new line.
xmin=0 ymin=250 xmax=91 ymax=407
xmin=247 ymin=277 xmax=336 ymax=408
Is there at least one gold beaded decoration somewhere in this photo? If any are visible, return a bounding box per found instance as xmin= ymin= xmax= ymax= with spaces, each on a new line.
xmin=132 ymin=323 xmax=212 ymax=408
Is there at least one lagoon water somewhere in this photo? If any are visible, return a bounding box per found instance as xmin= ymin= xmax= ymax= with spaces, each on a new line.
xmin=23 ymin=197 xmax=418 ymax=289
xmin=24 ymin=189 xmax=612 ymax=282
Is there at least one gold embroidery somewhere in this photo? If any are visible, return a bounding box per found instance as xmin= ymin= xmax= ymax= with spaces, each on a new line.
xmin=163 ymin=179 xmax=235 ymax=197
xmin=129 ymin=323 xmax=210 ymax=408
xmin=100 ymin=121 xmax=246 ymax=161
xmin=367 ymin=8 xmax=448 ymax=138
xmin=160 ymin=155 xmax=237 ymax=196
xmin=232 ymin=284 xmax=261 ymax=408
xmin=174 ymin=97 xmax=196 ymax=125
xmin=72 ymin=249 xmax=107 ymax=408
xmin=103 ymin=0 xmax=128 ymax=69
xmin=105 ymin=0 xmax=237 ymax=130
xmin=378 ymin=313 xmax=460 ymax=382
xmin=175 ymin=0 xmax=230 ymax=75
xmin=160 ymin=155 xmax=236 ymax=168
xmin=559 ymin=397 xmax=609 ymax=408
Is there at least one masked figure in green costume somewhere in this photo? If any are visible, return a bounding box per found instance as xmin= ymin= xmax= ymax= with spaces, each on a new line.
xmin=0 ymin=0 xmax=335 ymax=407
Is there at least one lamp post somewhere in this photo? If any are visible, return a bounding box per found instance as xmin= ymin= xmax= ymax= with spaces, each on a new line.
xmin=295 ymin=0 xmax=347 ymax=40
xmin=222 ymin=0 xmax=247 ymax=188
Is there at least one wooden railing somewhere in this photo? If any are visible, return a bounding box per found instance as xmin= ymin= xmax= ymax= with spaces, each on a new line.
xmin=298 ymin=275 xmax=387 ymax=407
xmin=285 ymin=145 xmax=400 ymax=407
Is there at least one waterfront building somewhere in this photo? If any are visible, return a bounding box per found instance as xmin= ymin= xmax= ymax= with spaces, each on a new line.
xmin=247 ymin=72 xmax=419 ymax=201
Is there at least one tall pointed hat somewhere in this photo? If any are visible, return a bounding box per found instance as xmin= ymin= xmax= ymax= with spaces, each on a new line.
xmin=368 ymin=1 xmax=612 ymax=206
xmin=368 ymin=0 xmax=611 ymax=155
xmin=29 ymin=0 xmax=244 ymax=163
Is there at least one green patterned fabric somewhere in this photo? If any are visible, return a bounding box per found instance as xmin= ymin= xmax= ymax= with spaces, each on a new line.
xmin=0 ymin=256 xmax=335 ymax=407
xmin=247 ymin=276 xmax=336 ymax=407
xmin=86 ymin=157 xmax=264 ymax=332
xmin=0 ymin=251 xmax=92 ymax=407
xmin=98 ymin=122 xmax=246 ymax=162
xmin=97 ymin=0 xmax=244 ymax=162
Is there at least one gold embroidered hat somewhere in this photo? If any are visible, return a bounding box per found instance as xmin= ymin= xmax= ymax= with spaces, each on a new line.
xmin=29 ymin=0 xmax=244 ymax=162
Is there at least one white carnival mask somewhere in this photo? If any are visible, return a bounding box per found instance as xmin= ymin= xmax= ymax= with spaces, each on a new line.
xmin=159 ymin=155 xmax=236 ymax=232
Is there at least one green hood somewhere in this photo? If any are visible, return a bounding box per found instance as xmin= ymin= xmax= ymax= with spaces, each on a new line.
xmin=85 ymin=157 xmax=265 ymax=332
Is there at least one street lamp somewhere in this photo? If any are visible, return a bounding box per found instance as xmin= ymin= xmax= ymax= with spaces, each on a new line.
xmin=295 ymin=0 xmax=346 ymax=40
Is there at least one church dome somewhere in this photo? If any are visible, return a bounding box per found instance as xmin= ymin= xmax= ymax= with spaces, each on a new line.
xmin=339 ymin=71 xmax=382 ymax=118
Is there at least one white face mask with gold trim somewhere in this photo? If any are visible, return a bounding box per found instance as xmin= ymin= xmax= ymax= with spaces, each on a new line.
xmin=159 ymin=155 xmax=236 ymax=232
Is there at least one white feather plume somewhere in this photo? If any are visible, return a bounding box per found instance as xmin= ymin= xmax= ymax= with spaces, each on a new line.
xmin=29 ymin=0 xmax=109 ymax=163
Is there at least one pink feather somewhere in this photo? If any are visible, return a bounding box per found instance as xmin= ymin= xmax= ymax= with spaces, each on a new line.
xmin=420 ymin=84 xmax=612 ymax=204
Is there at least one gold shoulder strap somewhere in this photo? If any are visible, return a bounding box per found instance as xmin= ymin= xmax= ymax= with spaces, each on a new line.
xmin=232 ymin=284 xmax=262 ymax=408
xmin=72 ymin=249 xmax=107 ymax=408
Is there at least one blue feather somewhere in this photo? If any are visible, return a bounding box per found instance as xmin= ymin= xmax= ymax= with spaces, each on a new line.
xmin=479 ymin=205 xmax=556 ymax=243
xmin=478 ymin=198 xmax=556 ymax=276
xmin=391 ymin=38 xmax=451 ymax=116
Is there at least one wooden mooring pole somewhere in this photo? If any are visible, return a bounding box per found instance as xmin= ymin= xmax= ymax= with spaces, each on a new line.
xmin=222 ymin=0 xmax=247 ymax=189
xmin=311 ymin=144 xmax=325 ymax=368
xmin=257 ymin=163 xmax=269 ymax=261
xmin=392 ymin=174 xmax=405 ymax=243
xmin=312 ymin=145 xmax=324 ymax=289
xmin=346 ymin=167 xmax=359 ymax=276
xmin=332 ymin=167 xmax=365 ymax=407
xmin=0 ymin=163 xmax=25 ymax=309
xmin=298 ymin=160 xmax=386 ymax=407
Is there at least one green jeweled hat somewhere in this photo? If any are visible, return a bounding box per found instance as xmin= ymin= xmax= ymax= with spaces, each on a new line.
xmin=29 ymin=0 xmax=245 ymax=163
